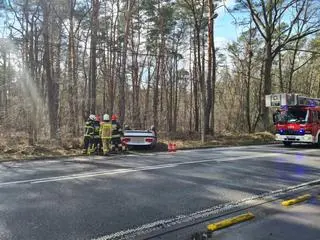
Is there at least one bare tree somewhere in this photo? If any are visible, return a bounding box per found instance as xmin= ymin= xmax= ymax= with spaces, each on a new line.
xmin=240 ymin=0 xmax=320 ymax=129
xmin=88 ymin=0 xmax=99 ymax=114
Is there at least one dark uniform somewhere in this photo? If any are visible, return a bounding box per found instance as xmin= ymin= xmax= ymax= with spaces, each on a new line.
xmin=83 ymin=119 xmax=94 ymax=154
xmin=111 ymin=118 xmax=123 ymax=151
xmin=92 ymin=120 xmax=101 ymax=153
xmin=83 ymin=118 xmax=101 ymax=154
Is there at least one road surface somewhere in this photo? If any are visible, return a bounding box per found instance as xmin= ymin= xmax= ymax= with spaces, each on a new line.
xmin=0 ymin=144 xmax=319 ymax=240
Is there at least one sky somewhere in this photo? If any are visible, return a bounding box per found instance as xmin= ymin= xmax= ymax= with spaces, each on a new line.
xmin=214 ymin=0 xmax=242 ymax=50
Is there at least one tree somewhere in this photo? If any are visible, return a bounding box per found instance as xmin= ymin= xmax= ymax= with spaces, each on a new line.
xmin=238 ymin=0 xmax=320 ymax=129
xmin=118 ymin=0 xmax=136 ymax=126
xmin=40 ymin=0 xmax=60 ymax=140
xmin=88 ymin=0 xmax=99 ymax=114
xmin=228 ymin=20 xmax=262 ymax=133
xmin=179 ymin=0 xmax=207 ymax=142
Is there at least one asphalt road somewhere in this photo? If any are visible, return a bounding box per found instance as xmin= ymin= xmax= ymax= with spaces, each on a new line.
xmin=0 ymin=144 xmax=319 ymax=240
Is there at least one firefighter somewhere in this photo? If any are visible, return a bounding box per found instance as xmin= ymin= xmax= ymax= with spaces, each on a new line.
xmin=83 ymin=114 xmax=96 ymax=154
xmin=92 ymin=115 xmax=101 ymax=154
xmin=96 ymin=114 xmax=101 ymax=123
xmin=100 ymin=114 xmax=112 ymax=155
xmin=150 ymin=125 xmax=157 ymax=137
xmin=124 ymin=124 xmax=131 ymax=130
xmin=111 ymin=114 xmax=123 ymax=152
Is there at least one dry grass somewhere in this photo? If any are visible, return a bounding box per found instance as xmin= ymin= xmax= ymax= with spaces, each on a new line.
xmin=0 ymin=131 xmax=275 ymax=160
xmin=0 ymin=133 xmax=82 ymax=161
xmin=157 ymin=131 xmax=275 ymax=150
xmin=138 ymin=131 xmax=275 ymax=152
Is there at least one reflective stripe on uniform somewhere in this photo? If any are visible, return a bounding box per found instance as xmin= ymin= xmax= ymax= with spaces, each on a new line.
xmin=100 ymin=123 xmax=112 ymax=138
xmin=84 ymin=125 xmax=94 ymax=136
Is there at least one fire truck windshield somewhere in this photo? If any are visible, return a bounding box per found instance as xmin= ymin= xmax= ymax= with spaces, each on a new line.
xmin=274 ymin=109 xmax=308 ymax=124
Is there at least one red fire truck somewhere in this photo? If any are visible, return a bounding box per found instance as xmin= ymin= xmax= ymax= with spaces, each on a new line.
xmin=266 ymin=93 xmax=320 ymax=146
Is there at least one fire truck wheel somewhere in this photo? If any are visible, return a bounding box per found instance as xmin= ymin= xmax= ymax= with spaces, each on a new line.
xmin=283 ymin=141 xmax=292 ymax=147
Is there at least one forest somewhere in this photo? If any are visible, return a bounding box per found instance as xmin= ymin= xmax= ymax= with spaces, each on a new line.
xmin=0 ymin=0 xmax=320 ymax=146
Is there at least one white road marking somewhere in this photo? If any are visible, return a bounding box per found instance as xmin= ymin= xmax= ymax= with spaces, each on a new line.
xmin=298 ymin=149 xmax=320 ymax=153
xmin=92 ymin=178 xmax=320 ymax=240
xmin=136 ymin=145 xmax=320 ymax=157
xmin=0 ymin=152 xmax=277 ymax=186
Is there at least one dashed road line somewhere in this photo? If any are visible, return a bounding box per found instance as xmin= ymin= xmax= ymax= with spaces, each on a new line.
xmin=92 ymin=179 xmax=320 ymax=240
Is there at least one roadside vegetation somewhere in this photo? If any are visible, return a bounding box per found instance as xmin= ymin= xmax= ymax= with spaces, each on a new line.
xmin=0 ymin=131 xmax=274 ymax=160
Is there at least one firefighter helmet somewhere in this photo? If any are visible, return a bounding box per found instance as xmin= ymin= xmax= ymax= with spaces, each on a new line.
xmin=111 ymin=114 xmax=117 ymax=121
xmin=103 ymin=114 xmax=110 ymax=121
xmin=89 ymin=114 xmax=96 ymax=121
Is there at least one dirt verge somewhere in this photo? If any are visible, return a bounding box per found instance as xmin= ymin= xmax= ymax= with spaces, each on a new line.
xmin=0 ymin=132 xmax=275 ymax=161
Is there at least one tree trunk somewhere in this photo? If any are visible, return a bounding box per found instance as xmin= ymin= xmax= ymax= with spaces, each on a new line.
xmin=55 ymin=19 xmax=62 ymax=142
xmin=2 ymin=50 xmax=7 ymax=120
xmin=246 ymin=23 xmax=253 ymax=133
xmin=206 ymin=0 xmax=213 ymax=134
xmin=68 ymin=0 xmax=76 ymax=136
xmin=196 ymin=24 xmax=206 ymax=143
xmin=131 ymin=6 xmax=143 ymax=129
xmin=189 ymin=34 xmax=193 ymax=132
xmin=144 ymin=58 xmax=152 ymax=128
xmin=288 ymin=40 xmax=300 ymax=92
xmin=168 ymin=56 xmax=173 ymax=132
xmin=262 ymin=39 xmax=272 ymax=130
xmin=210 ymin=10 xmax=216 ymax=136
xmin=119 ymin=0 xmax=133 ymax=126
xmin=89 ymin=0 xmax=99 ymax=114
xmin=173 ymin=51 xmax=179 ymax=132
xmin=153 ymin=36 xmax=163 ymax=129
xmin=41 ymin=1 xmax=56 ymax=139
xmin=82 ymin=28 xmax=90 ymax=119
xmin=193 ymin=29 xmax=199 ymax=132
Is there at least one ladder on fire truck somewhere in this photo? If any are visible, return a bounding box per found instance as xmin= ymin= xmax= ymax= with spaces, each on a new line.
xmin=265 ymin=93 xmax=320 ymax=108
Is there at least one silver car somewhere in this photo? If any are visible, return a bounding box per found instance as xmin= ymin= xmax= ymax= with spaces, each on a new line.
xmin=122 ymin=128 xmax=157 ymax=149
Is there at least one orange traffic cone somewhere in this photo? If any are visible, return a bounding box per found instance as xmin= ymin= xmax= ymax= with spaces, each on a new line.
xmin=168 ymin=143 xmax=172 ymax=152
xmin=172 ymin=143 xmax=177 ymax=152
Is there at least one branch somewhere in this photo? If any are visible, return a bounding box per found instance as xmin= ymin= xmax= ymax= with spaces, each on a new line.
xmin=245 ymin=0 xmax=267 ymax=40
xmin=260 ymin=0 xmax=268 ymax=27
xmin=277 ymin=0 xmax=307 ymax=46
xmin=74 ymin=7 xmax=92 ymax=34
xmin=293 ymin=56 xmax=313 ymax=72
xmin=9 ymin=4 xmax=26 ymax=35
xmin=271 ymin=0 xmax=296 ymax=28
xmin=272 ymin=28 xmax=320 ymax=58
xmin=283 ymin=48 xmax=320 ymax=55
xmin=51 ymin=3 xmax=70 ymax=34
xmin=8 ymin=24 xmax=24 ymax=36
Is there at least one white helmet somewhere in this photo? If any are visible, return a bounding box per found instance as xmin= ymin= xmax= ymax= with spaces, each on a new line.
xmin=89 ymin=114 xmax=96 ymax=121
xmin=103 ymin=114 xmax=110 ymax=121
